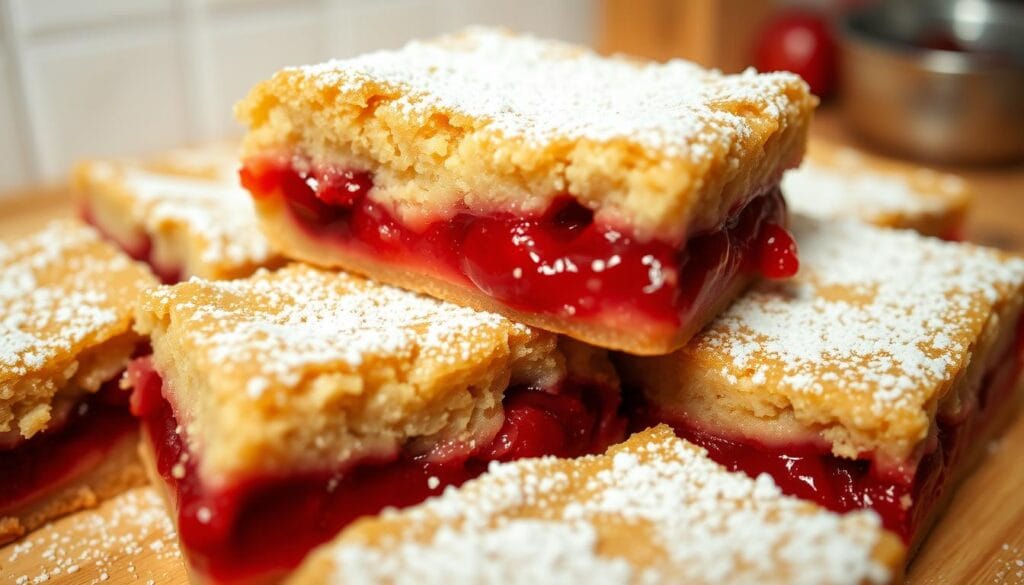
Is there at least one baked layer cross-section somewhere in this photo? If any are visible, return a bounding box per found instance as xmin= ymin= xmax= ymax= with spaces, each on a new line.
xmin=129 ymin=263 xmax=624 ymax=584
xmin=236 ymin=28 xmax=816 ymax=354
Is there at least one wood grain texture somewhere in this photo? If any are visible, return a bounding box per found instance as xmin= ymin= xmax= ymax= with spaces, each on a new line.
xmin=1 ymin=110 xmax=1022 ymax=583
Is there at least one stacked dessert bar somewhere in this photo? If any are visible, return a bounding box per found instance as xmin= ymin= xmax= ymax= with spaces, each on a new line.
xmin=783 ymin=139 xmax=970 ymax=239
xmin=74 ymin=142 xmax=281 ymax=283
xmin=2 ymin=27 xmax=1021 ymax=585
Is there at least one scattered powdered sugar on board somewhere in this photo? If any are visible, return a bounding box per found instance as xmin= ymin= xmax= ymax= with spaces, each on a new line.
xmin=297 ymin=27 xmax=807 ymax=157
xmin=994 ymin=544 xmax=1024 ymax=584
xmin=314 ymin=426 xmax=893 ymax=585
xmin=0 ymin=488 xmax=184 ymax=585
xmin=693 ymin=216 xmax=1024 ymax=428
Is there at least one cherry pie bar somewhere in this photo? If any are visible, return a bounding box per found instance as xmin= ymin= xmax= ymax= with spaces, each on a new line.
xmin=0 ymin=221 xmax=155 ymax=544
xmin=619 ymin=217 xmax=1024 ymax=549
xmin=235 ymin=28 xmax=817 ymax=354
xmin=128 ymin=263 xmax=624 ymax=584
xmin=783 ymin=140 xmax=970 ymax=239
xmin=288 ymin=425 xmax=904 ymax=585
xmin=74 ymin=142 xmax=280 ymax=283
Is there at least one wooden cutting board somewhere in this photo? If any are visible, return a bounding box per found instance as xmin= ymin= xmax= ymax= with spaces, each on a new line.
xmin=1 ymin=118 xmax=1023 ymax=583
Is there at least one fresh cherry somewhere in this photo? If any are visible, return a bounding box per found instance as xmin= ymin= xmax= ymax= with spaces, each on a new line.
xmin=755 ymin=11 xmax=837 ymax=98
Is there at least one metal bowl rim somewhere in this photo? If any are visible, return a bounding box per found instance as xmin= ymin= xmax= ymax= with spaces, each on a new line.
xmin=839 ymin=6 xmax=1023 ymax=76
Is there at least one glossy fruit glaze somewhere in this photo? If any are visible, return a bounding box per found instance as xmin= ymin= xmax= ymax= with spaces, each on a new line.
xmin=80 ymin=204 xmax=183 ymax=284
xmin=631 ymin=314 xmax=1024 ymax=542
xmin=128 ymin=358 xmax=625 ymax=584
xmin=0 ymin=379 xmax=137 ymax=513
xmin=239 ymin=158 xmax=797 ymax=333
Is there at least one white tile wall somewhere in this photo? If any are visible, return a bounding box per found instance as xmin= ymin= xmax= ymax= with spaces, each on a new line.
xmin=199 ymin=5 xmax=327 ymax=138
xmin=0 ymin=0 xmax=597 ymax=195
xmin=0 ymin=51 xmax=32 ymax=190
xmin=10 ymin=0 xmax=172 ymax=35
xmin=19 ymin=26 xmax=190 ymax=178
xmin=338 ymin=0 xmax=453 ymax=56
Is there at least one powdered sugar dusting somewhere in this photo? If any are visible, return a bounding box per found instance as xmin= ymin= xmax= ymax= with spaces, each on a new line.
xmin=0 ymin=222 xmax=143 ymax=382
xmin=146 ymin=263 xmax=528 ymax=389
xmin=784 ymin=162 xmax=946 ymax=220
xmin=692 ymin=217 xmax=1024 ymax=435
xmin=297 ymin=28 xmax=807 ymax=157
xmin=783 ymin=155 xmax=966 ymax=223
xmin=316 ymin=426 xmax=893 ymax=585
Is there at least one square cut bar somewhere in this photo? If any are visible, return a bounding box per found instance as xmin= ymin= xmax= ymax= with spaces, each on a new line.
xmin=288 ymin=425 xmax=904 ymax=585
xmin=618 ymin=217 xmax=1024 ymax=547
xmin=74 ymin=142 xmax=281 ymax=283
xmin=236 ymin=28 xmax=817 ymax=355
xmin=0 ymin=221 xmax=155 ymax=544
xmin=782 ymin=140 xmax=970 ymax=239
xmin=128 ymin=263 xmax=624 ymax=584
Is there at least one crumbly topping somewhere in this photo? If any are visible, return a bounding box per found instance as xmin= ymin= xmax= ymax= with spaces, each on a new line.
xmin=300 ymin=28 xmax=803 ymax=156
xmin=0 ymin=488 xmax=182 ymax=585
xmin=145 ymin=264 xmax=530 ymax=389
xmin=238 ymin=28 xmax=815 ymax=242
xmin=291 ymin=426 xmax=900 ymax=585
xmin=135 ymin=264 xmax=580 ymax=483
xmin=683 ymin=217 xmax=1024 ymax=455
xmin=783 ymin=144 xmax=969 ymax=229
xmin=75 ymin=146 xmax=278 ymax=280
xmin=0 ymin=221 xmax=154 ymax=436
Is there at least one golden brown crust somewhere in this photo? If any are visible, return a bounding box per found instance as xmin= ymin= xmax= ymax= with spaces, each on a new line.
xmin=618 ymin=218 xmax=1024 ymax=467
xmin=289 ymin=426 xmax=904 ymax=585
xmin=0 ymin=221 xmax=155 ymax=439
xmin=784 ymin=139 xmax=970 ymax=238
xmin=254 ymin=195 xmax=755 ymax=355
xmin=237 ymin=28 xmax=815 ymax=243
xmin=73 ymin=144 xmax=281 ymax=281
xmin=0 ymin=429 xmax=145 ymax=546
xmin=134 ymin=263 xmax=615 ymax=486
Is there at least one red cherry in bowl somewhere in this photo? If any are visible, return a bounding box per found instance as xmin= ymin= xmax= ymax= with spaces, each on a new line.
xmin=755 ymin=11 xmax=837 ymax=98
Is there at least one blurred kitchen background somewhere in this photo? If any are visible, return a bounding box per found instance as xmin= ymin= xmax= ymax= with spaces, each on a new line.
xmin=0 ymin=0 xmax=1021 ymax=195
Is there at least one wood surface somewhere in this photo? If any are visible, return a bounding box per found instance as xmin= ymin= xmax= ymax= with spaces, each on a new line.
xmin=0 ymin=110 xmax=1023 ymax=584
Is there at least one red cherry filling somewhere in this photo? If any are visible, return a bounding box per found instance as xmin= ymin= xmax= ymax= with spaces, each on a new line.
xmin=240 ymin=159 xmax=796 ymax=337
xmin=630 ymin=313 xmax=1024 ymax=542
xmin=0 ymin=379 xmax=137 ymax=516
xmin=758 ymin=224 xmax=800 ymax=279
xmin=130 ymin=359 xmax=624 ymax=584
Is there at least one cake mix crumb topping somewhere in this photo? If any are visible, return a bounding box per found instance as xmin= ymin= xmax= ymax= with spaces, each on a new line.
xmin=693 ymin=217 xmax=1024 ymax=434
xmin=299 ymin=28 xmax=807 ymax=158
xmin=310 ymin=426 xmax=895 ymax=585
xmin=145 ymin=263 xmax=530 ymax=389
xmin=0 ymin=222 xmax=149 ymax=381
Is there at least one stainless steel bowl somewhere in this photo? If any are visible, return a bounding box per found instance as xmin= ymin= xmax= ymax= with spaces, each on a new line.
xmin=839 ymin=0 xmax=1024 ymax=164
